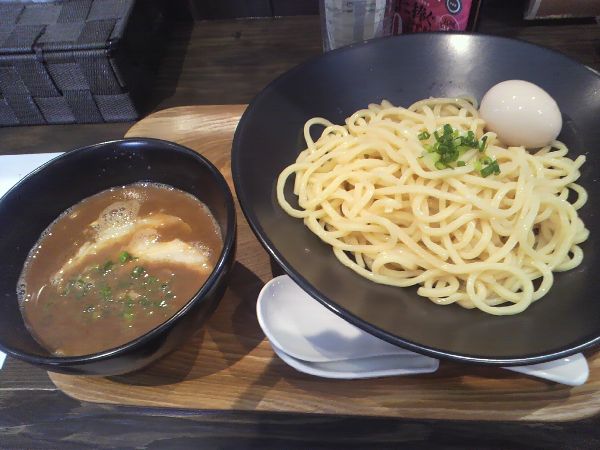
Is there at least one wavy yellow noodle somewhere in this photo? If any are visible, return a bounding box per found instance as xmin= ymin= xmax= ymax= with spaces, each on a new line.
xmin=276 ymin=98 xmax=589 ymax=315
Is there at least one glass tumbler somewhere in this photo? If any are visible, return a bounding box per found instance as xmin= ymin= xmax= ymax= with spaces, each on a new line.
xmin=319 ymin=0 xmax=400 ymax=52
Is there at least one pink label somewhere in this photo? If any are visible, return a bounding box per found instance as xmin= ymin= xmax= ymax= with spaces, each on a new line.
xmin=396 ymin=0 xmax=474 ymax=33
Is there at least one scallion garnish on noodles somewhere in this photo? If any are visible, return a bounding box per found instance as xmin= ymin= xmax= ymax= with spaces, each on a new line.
xmin=419 ymin=124 xmax=499 ymax=177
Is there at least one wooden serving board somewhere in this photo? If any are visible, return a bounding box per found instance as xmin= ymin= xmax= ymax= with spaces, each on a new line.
xmin=49 ymin=105 xmax=600 ymax=421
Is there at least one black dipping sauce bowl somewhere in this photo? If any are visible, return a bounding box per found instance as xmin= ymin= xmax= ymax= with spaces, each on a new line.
xmin=0 ymin=138 xmax=236 ymax=376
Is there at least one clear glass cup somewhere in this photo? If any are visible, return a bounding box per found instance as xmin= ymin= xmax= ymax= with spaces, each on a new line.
xmin=319 ymin=0 xmax=399 ymax=52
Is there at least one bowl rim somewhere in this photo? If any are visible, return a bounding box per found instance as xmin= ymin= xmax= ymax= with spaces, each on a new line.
xmin=0 ymin=137 xmax=236 ymax=366
xmin=231 ymin=33 xmax=600 ymax=366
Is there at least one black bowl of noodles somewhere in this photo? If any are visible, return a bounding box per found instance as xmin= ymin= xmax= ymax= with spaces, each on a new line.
xmin=0 ymin=138 xmax=236 ymax=375
xmin=232 ymin=33 xmax=600 ymax=365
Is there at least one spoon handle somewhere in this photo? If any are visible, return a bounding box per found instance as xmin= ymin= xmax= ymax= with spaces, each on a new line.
xmin=504 ymin=353 xmax=589 ymax=386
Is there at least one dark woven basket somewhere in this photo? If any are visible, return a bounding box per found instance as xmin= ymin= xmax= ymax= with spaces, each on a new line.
xmin=0 ymin=0 xmax=162 ymax=126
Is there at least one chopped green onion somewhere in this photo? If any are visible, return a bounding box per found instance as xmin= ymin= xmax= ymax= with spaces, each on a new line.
xmin=480 ymin=159 xmax=500 ymax=177
xmin=463 ymin=131 xmax=477 ymax=147
xmin=421 ymin=124 xmax=499 ymax=176
xmin=100 ymin=260 xmax=114 ymax=274
xmin=119 ymin=251 xmax=134 ymax=264
xmin=99 ymin=285 xmax=112 ymax=301
xmin=479 ymin=135 xmax=488 ymax=152
xmin=131 ymin=266 xmax=145 ymax=279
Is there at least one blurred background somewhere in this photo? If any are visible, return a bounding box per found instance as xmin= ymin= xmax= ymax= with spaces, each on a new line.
xmin=0 ymin=0 xmax=598 ymax=151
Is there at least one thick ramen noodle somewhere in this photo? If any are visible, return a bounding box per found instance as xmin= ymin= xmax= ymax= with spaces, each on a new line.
xmin=277 ymin=98 xmax=589 ymax=315
xmin=19 ymin=183 xmax=222 ymax=356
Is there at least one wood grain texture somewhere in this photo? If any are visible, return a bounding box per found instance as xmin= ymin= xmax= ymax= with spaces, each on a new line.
xmin=3 ymin=390 xmax=600 ymax=450
xmin=49 ymin=106 xmax=600 ymax=422
xmin=151 ymin=17 xmax=322 ymax=111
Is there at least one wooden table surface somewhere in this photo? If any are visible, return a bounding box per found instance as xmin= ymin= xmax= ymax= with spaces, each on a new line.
xmin=2 ymin=2 xmax=600 ymax=448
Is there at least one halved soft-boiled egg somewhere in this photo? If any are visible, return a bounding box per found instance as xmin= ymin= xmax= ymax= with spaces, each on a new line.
xmin=479 ymin=80 xmax=562 ymax=148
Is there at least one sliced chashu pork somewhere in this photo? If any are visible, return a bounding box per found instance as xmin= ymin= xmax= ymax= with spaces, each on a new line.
xmin=127 ymin=228 xmax=213 ymax=273
xmin=52 ymin=200 xmax=212 ymax=284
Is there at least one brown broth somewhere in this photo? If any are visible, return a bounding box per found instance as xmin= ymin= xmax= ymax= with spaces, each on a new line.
xmin=18 ymin=183 xmax=223 ymax=356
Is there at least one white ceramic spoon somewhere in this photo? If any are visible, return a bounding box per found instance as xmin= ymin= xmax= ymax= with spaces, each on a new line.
xmin=271 ymin=341 xmax=439 ymax=379
xmin=257 ymin=275 xmax=414 ymax=362
xmin=257 ymin=275 xmax=589 ymax=386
